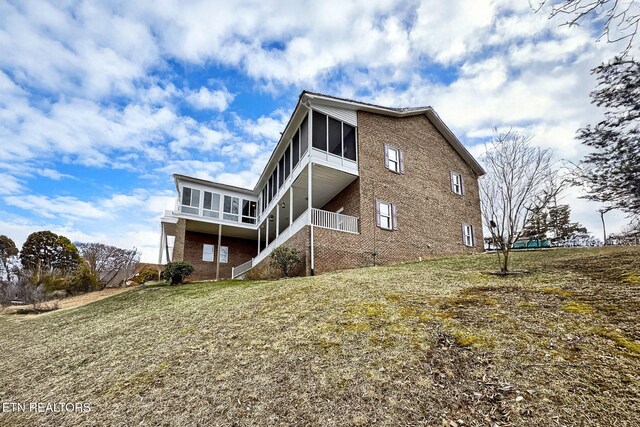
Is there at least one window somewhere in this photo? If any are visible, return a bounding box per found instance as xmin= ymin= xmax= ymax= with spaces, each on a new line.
xmin=203 ymin=244 xmax=214 ymax=262
xmin=219 ymin=246 xmax=229 ymax=263
xmin=292 ymin=130 xmax=300 ymax=169
xmin=284 ymin=144 xmax=291 ymax=179
xmin=463 ymin=224 xmax=474 ymax=247
xmin=328 ymin=117 xmax=342 ymax=156
xmin=384 ymin=145 xmax=404 ymax=174
xmin=311 ymin=110 xmax=357 ymax=162
xmin=278 ymin=155 xmax=285 ymax=187
xmin=312 ymin=110 xmax=327 ymax=150
xmin=343 ymin=123 xmax=356 ymax=161
xmin=242 ymin=200 xmax=257 ymax=224
xmin=223 ymin=195 xmax=239 ymax=221
xmin=376 ymin=200 xmax=397 ymax=230
xmin=451 ymin=172 xmax=464 ymax=195
xmin=270 ymin=171 xmax=277 ymax=199
xmin=203 ymin=191 xmax=220 ymax=218
xmin=181 ymin=187 xmax=200 ymax=214
xmin=300 ymin=114 xmax=309 ymax=155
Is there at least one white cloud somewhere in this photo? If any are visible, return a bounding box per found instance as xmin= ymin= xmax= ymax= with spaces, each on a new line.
xmin=0 ymin=173 xmax=23 ymax=195
xmin=4 ymin=195 xmax=111 ymax=220
xmin=186 ymin=87 xmax=234 ymax=111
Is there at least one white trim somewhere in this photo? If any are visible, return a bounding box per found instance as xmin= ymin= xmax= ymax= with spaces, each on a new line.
xmin=203 ymin=244 xmax=215 ymax=262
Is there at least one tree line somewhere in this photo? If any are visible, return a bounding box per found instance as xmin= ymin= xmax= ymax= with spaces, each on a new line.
xmin=0 ymin=231 xmax=140 ymax=310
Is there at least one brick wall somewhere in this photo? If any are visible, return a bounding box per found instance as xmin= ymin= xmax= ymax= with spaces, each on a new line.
xmin=182 ymin=231 xmax=256 ymax=280
xmin=171 ymin=110 xmax=483 ymax=279
xmin=313 ymin=111 xmax=483 ymax=272
xmin=251 ymin=225 xmax=311 ymax=277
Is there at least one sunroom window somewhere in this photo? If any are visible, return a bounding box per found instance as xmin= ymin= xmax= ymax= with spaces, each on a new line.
xmin=311 ymin=110 xmax=357 ymax=162
xmin=242 ymin=200 xmax=257 ymax=224
xmin=181 ymin=187 xmax=200 ymax=215
xmin=223 ymin=195 xmax=239 ymax=221
xmin=203 ymin=191 xmax=220 ymax=218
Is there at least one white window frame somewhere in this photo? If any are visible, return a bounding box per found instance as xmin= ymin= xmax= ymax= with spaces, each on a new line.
xmin=384 ymin=144 xmax=404 ymax=174
xmin=376 ymin=200 xmax=398 ymax=230
xmin=203 ymin=191 xmax=220 ymax=218
xmin=223 ymin=195 xmax=240 ymax=222
xmin=181 ymin=187 xmax=200 ymax=214
xmin=219 ymin=246 xmax=229 ymax=263
xmin=203 ymin=244 xmax=215 ymax=262
xmin=451 ymin=172 xmax=464 ymax=195
xmin=463 ymin=224 xmax=474 ymax=247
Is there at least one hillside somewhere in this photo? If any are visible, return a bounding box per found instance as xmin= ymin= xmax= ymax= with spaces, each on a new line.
xmin=1 ymin=247 xmax=639 ymax=426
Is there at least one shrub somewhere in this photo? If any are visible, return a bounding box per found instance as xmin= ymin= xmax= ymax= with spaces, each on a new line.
xmin=270 ymin=246 xmax=301 ymax=278
xmin=131 ymin=266 xmax=161 ymax=284
xmin=162 ymin=261 xmax=194 ymax=285
xmin=244 ymin=263 xmax=281 ymax=280
xmin=66 ymin=263 xmax=101 ymax=294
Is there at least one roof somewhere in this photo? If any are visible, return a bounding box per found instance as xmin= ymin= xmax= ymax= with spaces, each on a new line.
xmin=174 ymin=91 xmax=485 ymax=194
xmin=300 ymin=91 xmax=485 ymax=176
xmin=173 ymin=174 xmax=256 ymax=195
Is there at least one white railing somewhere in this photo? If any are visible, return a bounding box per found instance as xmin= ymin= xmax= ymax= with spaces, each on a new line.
xmin=232 ymin=258 xmax=254 ymax=279
xmin=231 ymin=208 xmax=359 ymax=278
xmin=253 ymin=209 xmax=310 ymax=267
xmin=311 ymin=208 xmax=359 ymax=234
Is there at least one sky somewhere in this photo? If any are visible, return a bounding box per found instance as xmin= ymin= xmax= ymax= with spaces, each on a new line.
xmin=0 ymin=0 xmax=637 ymax=262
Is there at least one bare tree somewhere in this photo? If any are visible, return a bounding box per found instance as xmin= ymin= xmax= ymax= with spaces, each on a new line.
xmin=480 ymin=130 xmax=560 ymax=273
xmin=76 ymin=243 xmax=140 ymax=288
xmin=533 ymin=0 xmax=640 ymax=55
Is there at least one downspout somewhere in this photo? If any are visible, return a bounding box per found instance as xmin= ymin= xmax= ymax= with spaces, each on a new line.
xmin=303 ymin=98 xmax=315 ymax=275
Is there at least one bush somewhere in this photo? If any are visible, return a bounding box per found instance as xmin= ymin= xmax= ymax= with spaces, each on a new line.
xmin=244 ymin=263 xmax=281 ymax=280
xmin=131 ymin=266 xmax=161 ymax=284
xmin=162 ymin=262 xmax=194 ymax=285
xmin=270 ymin=246 xmax=301 ymax=278
xmin=66 ymin=263 xmax=101 ymax=294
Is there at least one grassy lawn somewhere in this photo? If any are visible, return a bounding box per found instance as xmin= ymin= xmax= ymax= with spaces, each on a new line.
xmin=0 ymin=247 xmax=638 ymax=426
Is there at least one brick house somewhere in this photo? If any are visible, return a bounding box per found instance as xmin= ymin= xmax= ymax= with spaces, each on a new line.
xmin=160 ymin=91 xmax=485 ymax=280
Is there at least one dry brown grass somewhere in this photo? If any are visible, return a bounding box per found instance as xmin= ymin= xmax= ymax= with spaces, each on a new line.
xmin=0 ymin=287 xmax=134 ymax=319
xmin=0 ymin=247 xmax=638 ymax=426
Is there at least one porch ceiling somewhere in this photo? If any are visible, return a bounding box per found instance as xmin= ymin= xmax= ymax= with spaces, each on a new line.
xmin=185 ymin=219 xmax=257 ymax=240
xmin=293 ymin=164 xmax=358 ymax=209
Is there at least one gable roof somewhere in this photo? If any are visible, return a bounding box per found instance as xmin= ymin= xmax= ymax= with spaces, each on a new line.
xmin=300 ymin=91 xmax=485 ymax=176
xmin=174 ymin=91 xmax=485 ymax=194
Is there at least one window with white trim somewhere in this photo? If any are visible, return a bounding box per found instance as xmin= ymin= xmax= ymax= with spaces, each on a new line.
xmin=463 ymin=224 xmax=474 ymax=247
xmin=203 ymin=191 xmax=220 ymax=218
xmin=203 ymin=244 xmax=214 ymax=262
xmin=376 ymin=200 xmax=397 ymax=230
xmin=181 ymin=187 xmax=200 ymax=215
xmin=219 ymin=246 xmax=229 ymax=263
xmin=384 ymin=145 xmax=404 ymax=174
xmin=451 ymin=172 xmax=464 ymax=195
xmin=223 ymin=195 xmax=239 ymax=221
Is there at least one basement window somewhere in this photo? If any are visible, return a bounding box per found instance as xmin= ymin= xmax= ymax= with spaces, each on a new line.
xmin=463 ymin=224 xmax=474 ymax=247
xmin=203 ymin=244 xmax=214 ymax=262
xmin=219 ymin=246 xmax=229 ymax=263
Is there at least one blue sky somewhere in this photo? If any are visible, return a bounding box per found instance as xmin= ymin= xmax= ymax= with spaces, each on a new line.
xmin=0 ymin=0 xmax=636 ymax=262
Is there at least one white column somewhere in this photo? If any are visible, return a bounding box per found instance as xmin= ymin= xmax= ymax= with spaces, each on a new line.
xmin=257 ymin=224 xmax=261 ymax=254
xmin=158 ymin=223 xmax=164 ymax=265
xmin=289 ymin=187 xmax=293 ymax=227
xmin=276 ymin=202 xmax=280 ymax=237
xmin=215 ymin=223 xmax=222 ymax=281
xmin=266 ymin=213 xmax=270 ymax=247
xmin=308 ymin=162 xmax=314 ymax=274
